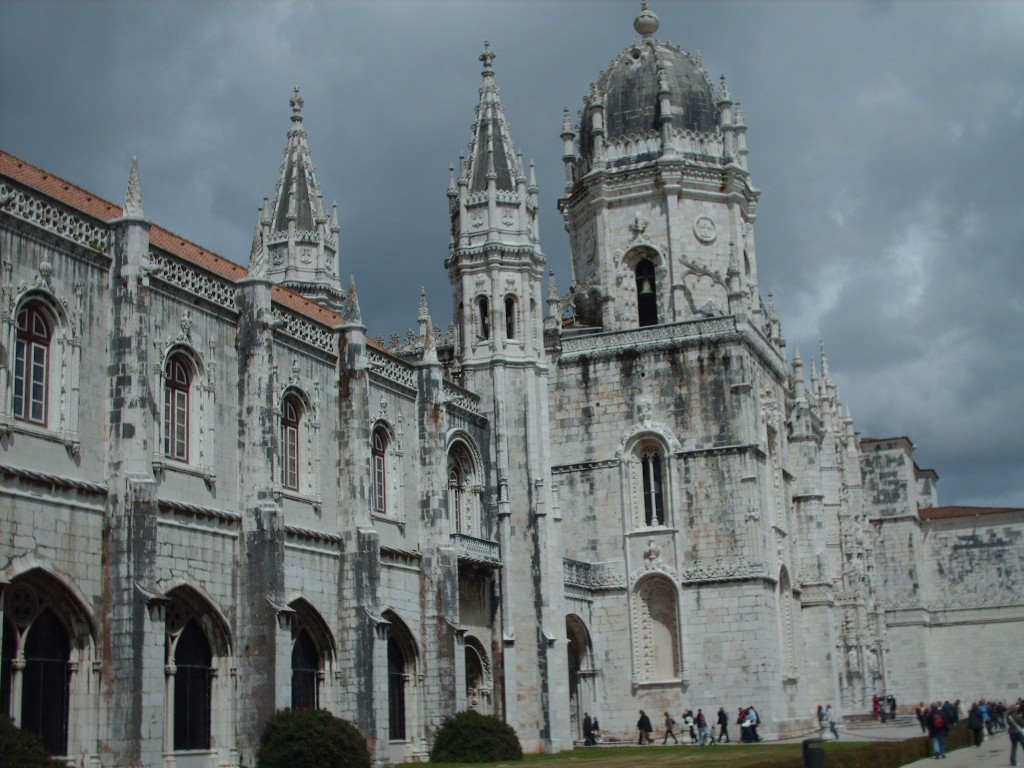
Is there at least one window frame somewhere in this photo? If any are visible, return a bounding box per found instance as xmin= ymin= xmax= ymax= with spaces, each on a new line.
xmin=640 ymin=447 xmax=665 ymax=526
xmin=372 ymin=427 xmax=388 ymax=514
xmin=281 ymin=394 xmax=301 ymax=491
xmin=13 ymin=303 xmax=52 ymax=426
xmin=163 ymin=355 xmax=192 ymax=462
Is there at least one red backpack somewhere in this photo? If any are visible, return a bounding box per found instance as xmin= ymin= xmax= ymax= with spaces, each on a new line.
xmin=933 ymin=713 xmax=945 ymax=730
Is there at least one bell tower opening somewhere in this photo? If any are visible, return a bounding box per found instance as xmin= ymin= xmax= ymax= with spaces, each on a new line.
xmin=635 ymin=259 xmax=658 ymax=327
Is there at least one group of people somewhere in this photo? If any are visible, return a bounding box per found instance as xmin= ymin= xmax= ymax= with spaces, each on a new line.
xmin=915 ymin=697 xmax=1024 ymax=764
xmin=872 ymin=694 xmax=898 ymax=722
xmin=817 ymin=704 xmax=840 ymax=739
xmin=631 ymin=705 xmax=757 ymax=745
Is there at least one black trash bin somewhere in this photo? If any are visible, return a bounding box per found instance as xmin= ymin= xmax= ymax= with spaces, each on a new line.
xmin=802 ymin=737 xmax=826 ymax=768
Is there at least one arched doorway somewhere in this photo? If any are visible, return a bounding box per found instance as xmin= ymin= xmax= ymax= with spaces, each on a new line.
xmin=565 ymin=615 xmax=595 ymax=742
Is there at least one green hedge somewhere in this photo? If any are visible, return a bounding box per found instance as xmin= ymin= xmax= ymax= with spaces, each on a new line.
xmin=0 ymin=717 xmax=65 ymax=768
xmin=257 ymin=708 xmax=370 ymax=768
xmin=429 ymin=710 xmax=523 ymax=763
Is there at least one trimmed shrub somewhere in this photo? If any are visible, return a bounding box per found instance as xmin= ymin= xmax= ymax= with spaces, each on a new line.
xmin=429 ymin=709 xmax=523 ymax=763
xmin=257 ymin=708 xmax=370 ymax=768
xmin=0 ymin=717 xmax=65 ymax=768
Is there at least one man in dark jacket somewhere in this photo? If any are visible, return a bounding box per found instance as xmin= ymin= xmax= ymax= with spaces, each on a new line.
xmin=637 ymin=710 xmax=654 ymax=744
xmin=717 ymin=706 xmax=730 ymax=743
xmin=968 ymin=702 xmax=984 ymax=747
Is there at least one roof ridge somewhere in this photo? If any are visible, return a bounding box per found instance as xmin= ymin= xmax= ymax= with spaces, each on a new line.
xmin=1 ymin=148 xmax=350 ymax=332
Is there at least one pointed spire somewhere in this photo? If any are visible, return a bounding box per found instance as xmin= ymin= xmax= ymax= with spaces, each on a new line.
xmin=792 ymin=343 xmax=805 ymax=397
xmin=262 ymin=86 xmax=344 ymax=310
xmin=418 ymin=288 xmax=437 ymax=362
xmin=820 ymin=338 xmax=833 ymax=385
xmin=124 ymin=156 xmax=144 ymax=218
xmin=462 ymin=41 xmax=522 ymax=193
xmin=249 ymin=216 xmax=267 ymax=277
xmin=346 ymin=275 xmax=361 ymax=324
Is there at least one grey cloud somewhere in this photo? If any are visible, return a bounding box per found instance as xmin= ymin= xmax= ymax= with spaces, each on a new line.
xmin=2 ymin=0 xmax=1022 ymax=506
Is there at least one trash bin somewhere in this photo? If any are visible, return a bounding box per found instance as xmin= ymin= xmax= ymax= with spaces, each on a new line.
xmin=802 ymin=737 xmax=826 ymax=768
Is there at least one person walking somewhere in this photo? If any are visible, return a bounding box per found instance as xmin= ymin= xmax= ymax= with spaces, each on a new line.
xmin=967 ymin=702 xmax=984 ymax=747
xmin=637 ymin=710 xmax=654 ymax=745
xmin=662 ymin=711 xmax=679 ymax=744
xmin=927 ymin=703 xmax=949 ymax=759
xmin=824 ymin=704 xmax=839 ymax=739
xmin=696 ymin=709 xmax=710 ymax=745
xmin=682 ymin=709 xmax=696 ymax=743
xmin=716 ymin=706 xmax=730 ymax=743
xmin=746 ymin=705 xmax=762 ymax=742
xmin=1007 ymin=705 xmax=1024 ymax=767
xmin=583 ymin=712 xmax=595 ymax=746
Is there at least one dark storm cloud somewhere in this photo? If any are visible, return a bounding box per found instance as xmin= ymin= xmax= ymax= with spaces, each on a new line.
xmin=2 ymin=0 xmax=1022 ymax=506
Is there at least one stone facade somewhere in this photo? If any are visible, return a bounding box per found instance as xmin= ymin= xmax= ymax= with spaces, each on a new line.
xmin=1 ymin=6 xmax=1022 ymax=767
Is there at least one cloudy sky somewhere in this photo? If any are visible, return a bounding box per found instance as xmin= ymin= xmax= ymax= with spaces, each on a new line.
xmin=2 ymin=0 xmax=1022 ymax=507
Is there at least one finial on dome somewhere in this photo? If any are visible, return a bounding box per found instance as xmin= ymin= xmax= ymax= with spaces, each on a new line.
xmin=634 ymin=1 xmax=659 ymax=38
xmin=290 ymin=86 xmax=304 ymax=121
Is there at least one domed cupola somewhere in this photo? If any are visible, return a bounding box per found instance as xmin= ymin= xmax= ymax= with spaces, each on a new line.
xmin=580 ymin=37 xmax=717 ymax=163
xmin=557 ymin=2 xmax=760 ymax=335
xmin=570 ymin=2 xmax=732 ymax=179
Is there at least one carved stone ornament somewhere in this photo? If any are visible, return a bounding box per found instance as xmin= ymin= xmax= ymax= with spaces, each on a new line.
xmin=629 ymin=215 xmax=649 ymax=241
xmin=693 ymin=216 xmax=717 ymax=244
xmin=583 ymin=235 xmax=596 ymax=262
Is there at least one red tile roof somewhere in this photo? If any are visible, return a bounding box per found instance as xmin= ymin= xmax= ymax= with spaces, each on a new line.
xmin=919 ymin=505 xmax=1024 ymax=521
xmin=1 ymin=149 xmax=358 ymax=334
xmin=1 ymin=150 xmax=123 ymax=221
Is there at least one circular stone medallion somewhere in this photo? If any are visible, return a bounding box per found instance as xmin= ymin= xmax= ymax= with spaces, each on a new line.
xmin=693 ymin=216 xmax=717 ymax=244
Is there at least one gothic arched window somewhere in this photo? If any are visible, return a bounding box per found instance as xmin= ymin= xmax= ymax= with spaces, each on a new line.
xmin=291 ymin=630 xmax=320 ymax=710
xmin=171 ymin=619 xmax=212 ymax=751
xmin=163 ymin=355 xmax=192 ymax=461
xmin=13 ymin=303 xmax=52 ymax=425
xmin=372 ymin=427 xmax=388 ymax=514
xmin=281 ymin=393 xmax=302 ymax=491
xmin=448 ymin=465 xmax=464 ymax=533
xmin=477 ymin=297 xmax=490 ymax=340
xmin=641 ymin=447 xmax=665 ymax=526
xmin=11 ymin=607 xmax=70 ymax=755
xmin=447 ymin=443 xmax=478 ymax=536
xmin=387 ymin=636 xmax=407 ymax=740
xmin=635 ymin=259 xmax=658 ymax=327
xmin=504 ymin=296 xmax=517 ymax=339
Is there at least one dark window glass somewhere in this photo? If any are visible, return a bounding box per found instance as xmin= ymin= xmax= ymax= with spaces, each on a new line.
xmin=504 ymin=296 xmax=516 ymax=339
xmin=478 ymin=297 xmax=490 ymax=340
xmin=22 ymin=608 xmax=70 ymax=756
xmin=291 ymin=630 xmax=320 ymax=711
xmin=387 ymin=637 xmax=406 ymax=740
xmin=173 ymin=619 xmax=212 ymax=751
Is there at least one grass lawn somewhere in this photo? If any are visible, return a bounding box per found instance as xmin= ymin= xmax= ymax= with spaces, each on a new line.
xmin=405 ymin=740 xmax=865 ymax=768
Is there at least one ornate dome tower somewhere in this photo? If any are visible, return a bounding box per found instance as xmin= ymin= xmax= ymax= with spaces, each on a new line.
xmin=558 ymin=2 xmax=761 ymax=332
